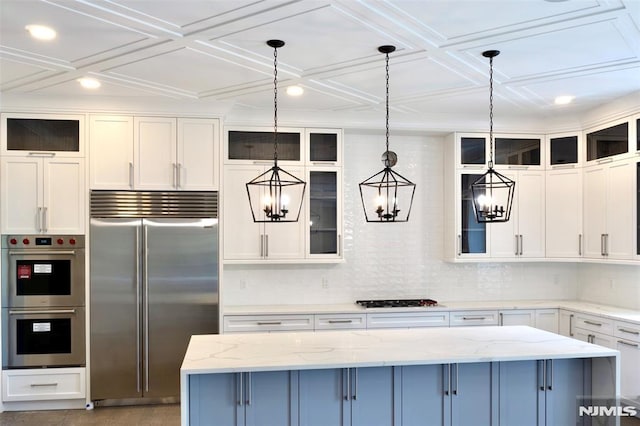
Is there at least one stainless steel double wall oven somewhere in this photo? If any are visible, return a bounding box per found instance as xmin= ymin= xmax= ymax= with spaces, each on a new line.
xmin=1 ymin=235 xmax=86 ymax=368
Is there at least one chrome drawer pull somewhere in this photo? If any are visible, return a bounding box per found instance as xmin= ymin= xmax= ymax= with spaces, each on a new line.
xmin=618 ymin=340 xmax=639 ymax=348
xmin=584 ymin=320 xmax=602 ymax=327
xmin=10 ymin=309 xmax=76 ymax=315
xmin=462 ymin=316 xmax=486 ymax=320
xmin=328 ymin=320 xmax=353 ymax=324
xmin=619 ymin=328 xmax=639 ymax=335
xmin=257 ymin=321 xmax=282 ymax=326
xmin=30 ymin=383 xmax=58 ymax=387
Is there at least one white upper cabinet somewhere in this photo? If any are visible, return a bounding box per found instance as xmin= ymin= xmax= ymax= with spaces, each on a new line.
xmin=90 ymin=115 xmax=219 ymax=191
xmin=1 ymin=156 xmax=85 ymax=234
xmin=490 ymin=170 xmax=545 ymax=258
xmin=1 ymin=113 xmax=85 ymax=157
xmin=177 ymin=118 xmax=219 ymax=190
xmin=583 ymin=159 xmax=635 ymax=260
xmin=89 ymin=115 xmax=134 ymax=189
xmin=585 ymin=118 xmax=632 ymax=164
xmin=545 ymin=132 xmax=583 ymax=258
xmin=222 ymin=127 xmax=342 ymax=263
xmin=134 ymin=117 xmax=177 ymax=190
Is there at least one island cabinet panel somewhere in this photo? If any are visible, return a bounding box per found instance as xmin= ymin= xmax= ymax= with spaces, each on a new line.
xmin=298 ymin=367 xmax=395 ymax=426
xmin=188 ymin=371 xmax=295 ymax=426
xmin=399 ymin=363 xmax=497 ymax=426
xmin=498 ymin=359 xmax=586 ymax=426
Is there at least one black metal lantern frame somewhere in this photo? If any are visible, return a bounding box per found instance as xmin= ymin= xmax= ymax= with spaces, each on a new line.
xmin=359 ymin=45 xmax=416 ymax=223
xmin=471 ymin=50 xmax=515 ymax=223
xmin=246 ymin=40 xmax=306 ymax=223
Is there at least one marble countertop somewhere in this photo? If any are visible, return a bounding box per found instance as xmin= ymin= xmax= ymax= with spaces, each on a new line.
xmin=181 ymin=326 xmax=618 ymax=375
xmin=222 ymin=300 xmax=640 ymax=324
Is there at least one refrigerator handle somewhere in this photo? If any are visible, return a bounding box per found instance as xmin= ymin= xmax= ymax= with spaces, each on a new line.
xmin=135 ymin=227 xmax=142 ymax=393
xmin=143 ymin=225 xmax=150 ymax=393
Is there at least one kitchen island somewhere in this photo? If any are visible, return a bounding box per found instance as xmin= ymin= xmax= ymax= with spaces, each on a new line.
xmin=181 ymin=326 xmax=619 ymax=426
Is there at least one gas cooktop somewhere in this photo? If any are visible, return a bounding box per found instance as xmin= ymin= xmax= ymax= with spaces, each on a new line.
xmin=356 ymin=299 xmax=439 ymax=308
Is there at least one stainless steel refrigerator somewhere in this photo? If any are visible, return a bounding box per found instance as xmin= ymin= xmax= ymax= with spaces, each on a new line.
xmin=89 ymin=191 xmax=218 ymax=404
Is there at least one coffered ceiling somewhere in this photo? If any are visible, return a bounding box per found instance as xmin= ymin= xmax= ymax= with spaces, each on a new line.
xmin=1 ymin=0 xmax=639 ymax=129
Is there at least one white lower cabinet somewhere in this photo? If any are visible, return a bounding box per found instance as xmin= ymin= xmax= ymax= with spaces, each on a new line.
xmin=498 ymin=309 xmax=559 ymax=334
xmin=498 ymin=359 xmax=586 ymax=426
xmin=2 ymin=368 xmax=86 ymax=401
xmin=223 ymin=314 xmax=314 ymax=333
xmin=188 ymin=371 xmax=294 ymax=426
xmin=366 ymin=311 xmax=449 ymax=329
xmin=614 ymin=321 xmax=640 ymax=404
xmin=314 ymin=314 xmax=366 ymax=330
xmin=400 ymin=363 xmax=497 ymax=426
xmin=450 ymin=310 xmax=499 ymax=327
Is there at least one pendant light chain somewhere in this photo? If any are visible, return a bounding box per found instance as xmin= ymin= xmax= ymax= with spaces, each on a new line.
xmin=385 ymin=51 xmax=390 ymax=154
xmin=273 ymin=45 xmax=279 ymax=164
xmin=488 ymin=54 xmax=494 ymax=169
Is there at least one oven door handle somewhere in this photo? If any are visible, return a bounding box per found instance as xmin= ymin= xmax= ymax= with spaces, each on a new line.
xmin=8 ymin=250 xmax=77 ymax=256
xmin=9 ymin=309 xmax=76 ymax=315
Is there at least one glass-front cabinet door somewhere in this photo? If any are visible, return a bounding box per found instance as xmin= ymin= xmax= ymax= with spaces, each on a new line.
xmin=306 ymin=128 xmax=342 ymax=165
xmin=1 ymin=113 xmax=85 ymax=157
xmin=458 ymin=172 xmax=487 ymax=256
xmin=585 ymin=120 xmax=630 ymax=162
xmin=494 ymin=135 xmax=542 ymax=167
xmin=307 ymin=168 xmax=342 ymax=259
xmin=548 ymin=134 xmax=580 ymax=167
xmin=224 ymin=127 xmax=303 ymax=164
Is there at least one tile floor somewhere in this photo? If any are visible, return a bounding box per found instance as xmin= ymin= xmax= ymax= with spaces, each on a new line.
xmin=1 ymin=405 xmax=640 ymax=426
xmin=0 ymin=404 xmax=180 ymax=426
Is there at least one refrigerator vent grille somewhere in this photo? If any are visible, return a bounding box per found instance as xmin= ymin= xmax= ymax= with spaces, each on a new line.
xmin=90 ymin=191 xmax=218 ymax=218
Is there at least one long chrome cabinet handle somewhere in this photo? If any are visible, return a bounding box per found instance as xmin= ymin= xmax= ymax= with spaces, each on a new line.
xmin=444 ymin=364 xmax=450 ymax=396
xmin=578 ymin=234 xmax=582 ymax=256
xmin=9 ymin=250 xmax=76 ymax=256
xmin=499 ymin=313 xmax=504 ymax=326
xmin=246 ymin=372 xmax=252 ymax=405
xmin=618 ymin=328 xmax=640 ymax=335
xmin=600 ymin=234 xmax=605 ymax=256
xmin=618 ymin=340 xmax=639 ymax=348
xmin=539 ymin=359 xmax=546 ymax=391
xmin=135 ymin=227 xmax=141 ymax=393
xmin=547 ymin=360 xmax=553 ymax=390
xmin=42 ymin=207 xmax=48 ymax=233
xmin=584 ymin=320 xmax=602 ymax=327
xmin=452 ymin=364 xmax=458 ymax=395
xmin=457 ymin=234 xmax=462 ymax=256
xmin=37 ymin=207 xmax=42 ymax=233
xmin=352 ymin=368 xmax=358 ymax=400
xmin=30 ymin=383 xmax=58 ymax=387
xmin=515 ymin=235 xmax=519 ymax=256
xmin=345 ymin=368 xmax=350 ymax=401
xmin=143 ymin=225 xmax=150 ymax=392
xmin=257 ymin=321 xmax=282 ymax=326
xmin=569 ymin=314 xmax=574 ymax=337
xmin=265 ymin=234 xmax=269 ymax=257
xmin=260 ymin=235 xmax=263 ymax=257
xmin=238 ymin=372 xmax=243 ymax=406
xmin=9 ymin=309 xmax=76 ymax=315
xmin=338 ymin=234 xmax=342 ymax=257
xmin=177 ymin=163 xmax=182 ymax=188
xmin=605 ymin=234 xmax=609 ymax=256
xmin=519 ymin=235 xmax=523 ymax=256
xmin=129 ymin=162 xmax=134 ymax=188
xmin=172 ymin=163 xmax=177 ymax=188
xmin=328 ymin=320 xmax=353 ymax=324
xmin=462 ymin=316 xmax=486 ymax=321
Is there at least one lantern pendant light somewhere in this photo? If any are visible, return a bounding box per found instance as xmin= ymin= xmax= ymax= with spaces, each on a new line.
xmin=471 ymin=50 xmax=515 ymax=223
xmin=359 ymin=45 xmax=416 ymax=223
xmin=246 ymin=40 xmax=306 ymax=223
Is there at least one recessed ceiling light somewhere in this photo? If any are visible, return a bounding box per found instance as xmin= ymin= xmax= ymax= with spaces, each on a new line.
xmin=554 ymin=95 xmax=575 ymax=105
xmin=25 ymin=24 xmax=57 ymax=41
xmin=78 ymin=77 xmax=101 ymax=89
xmin=286 ymin=85 xmax=304 ymax=96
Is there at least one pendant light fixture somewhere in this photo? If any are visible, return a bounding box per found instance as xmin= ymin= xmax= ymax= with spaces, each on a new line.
xmin=359 ymin=45 xmax=416 ymax=222
xmin=246 ymin=40 xmax=306 ymax=222
xmin=471 ymin=50 xmax=515 ymax=223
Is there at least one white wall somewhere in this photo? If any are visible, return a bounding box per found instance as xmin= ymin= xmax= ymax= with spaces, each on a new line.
xmin=222 ymin=130 xmax=580 ymax=306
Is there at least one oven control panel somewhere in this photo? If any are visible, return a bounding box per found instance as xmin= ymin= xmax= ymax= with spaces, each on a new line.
xmin=2 ymin=235 xmax=85 ymax=249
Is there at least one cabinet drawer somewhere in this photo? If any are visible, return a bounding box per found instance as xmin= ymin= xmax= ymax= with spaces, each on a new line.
xmin=450 ymin=310 xmax=499 ymax=327
xmin=614 ymin=321 xmax=640 ymax=343
xmin=2 ymin=368 xmax=86 ymax=401
xmin=574 ymin=313 xmax=613 ymax=335
xmin=367 ymin=311 xmax=449 ymax=329
xmin=223 ymin=315 xmax=314 ymax=333
xmin=314 ymin=313 xmax=366 ymax=330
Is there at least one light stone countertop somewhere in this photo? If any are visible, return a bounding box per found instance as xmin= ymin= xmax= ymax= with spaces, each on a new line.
xmin=222 ymin=300 xmax=640 ymax=324
xmin=181 ymin=325 xmax=618 ymax=375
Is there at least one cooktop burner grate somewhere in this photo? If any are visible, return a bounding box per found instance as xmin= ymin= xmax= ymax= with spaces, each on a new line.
xmin=356 ymin=299 xmax=439 ymax=308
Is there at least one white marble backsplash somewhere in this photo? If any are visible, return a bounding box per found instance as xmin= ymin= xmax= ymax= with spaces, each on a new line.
xmin=223 ymin=130 xmax=635 ymax=308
